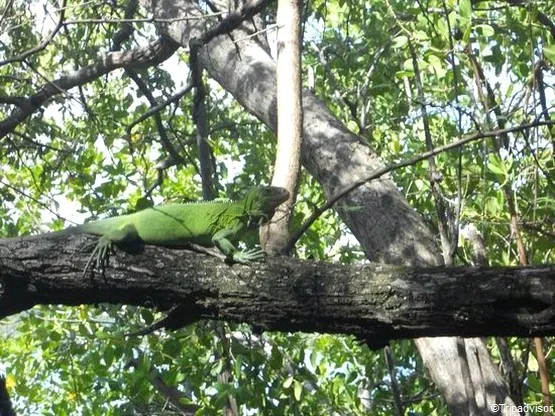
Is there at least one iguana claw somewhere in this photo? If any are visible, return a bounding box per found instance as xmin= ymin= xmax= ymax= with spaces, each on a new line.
xmin=232 ymin=248 xmax=266 ymax=264
xmin=82 ymin=236 xmax=113 ymax=277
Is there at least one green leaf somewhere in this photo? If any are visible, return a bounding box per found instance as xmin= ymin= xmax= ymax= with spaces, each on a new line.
xmin=544 ymin=44 xmax=555 ymax=65
xmin=413 ymin=30 xmax=429 ymax=41
xmin=462 ymin=24 xmax=472 ymax=43
xmin=487 ymin=160 xmax=505 ymax=176
xmin=104 ymin=346 xmax=114 ymax=367
xmin=162 ymin=338 xmax=181 ymax=356
xmin=459 ymin=0 xmax=472 ymax=21
xmin=487 ymin=154 xmax=512 ymax=185
xmin=475 ymin=24 xmax=494 ymax=36
xmin=293 ymin=381 xmax=303 ymax=401
xmin=391 ymin=35 xmax=408 ymax=49
xmin=233 ymin=355 xmax=243 ymax=379
xmin=283 ymin=376 xmax=294 ymax=389
xmin=269 ymin=346 xmax=284 ymax=370
xmin=140 ymin=309 xmax=154 ymax=325
xmin=528 ymin=353 xmax=539 ymax=372
xmin=78 ymin=323 xmax=90 ymax=336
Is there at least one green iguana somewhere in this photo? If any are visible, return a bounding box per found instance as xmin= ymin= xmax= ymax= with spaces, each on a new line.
xmin=68 ymin=186 xmax=289 ymax=275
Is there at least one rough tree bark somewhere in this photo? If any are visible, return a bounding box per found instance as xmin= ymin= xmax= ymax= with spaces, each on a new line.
xmin=140 ymin=1 xmax=521 ymax=413
xmin=1 ymin=233 xmax=554 ymax=342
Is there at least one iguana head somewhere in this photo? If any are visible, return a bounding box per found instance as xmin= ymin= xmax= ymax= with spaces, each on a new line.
xmin=244 ymin=186 xmax=290 ymax=227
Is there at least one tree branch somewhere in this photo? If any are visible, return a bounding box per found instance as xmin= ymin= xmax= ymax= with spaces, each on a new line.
xmin=127 ymin=356 xmax=199 ymax=415
xmin=0 ymin=232 xmax=554 ymax=345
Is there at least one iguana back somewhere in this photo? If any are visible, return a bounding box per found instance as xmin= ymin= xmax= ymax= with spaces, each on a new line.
xmin=73 ymin=186 xmax=289 ymax=270
xmin=79 ymin=201 xmax=246 ymax=246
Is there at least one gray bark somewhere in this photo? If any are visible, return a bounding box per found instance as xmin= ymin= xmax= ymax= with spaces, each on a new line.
xmin=1 ymin=233 xmax=554 ymax=342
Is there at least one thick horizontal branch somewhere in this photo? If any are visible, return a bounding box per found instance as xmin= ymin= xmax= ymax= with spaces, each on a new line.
xmin=0 ymin=232 xmax=554 ymax=345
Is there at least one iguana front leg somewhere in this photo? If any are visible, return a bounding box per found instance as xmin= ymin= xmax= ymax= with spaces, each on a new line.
xmin=83 ymin=224 xmax=140 ymax=276
xmin=211 ymin=227 xmax=264 ymax=264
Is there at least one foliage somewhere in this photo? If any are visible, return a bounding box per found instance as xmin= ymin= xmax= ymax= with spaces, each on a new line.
xmin=0 ymin=0 xmax=553 ymax=414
